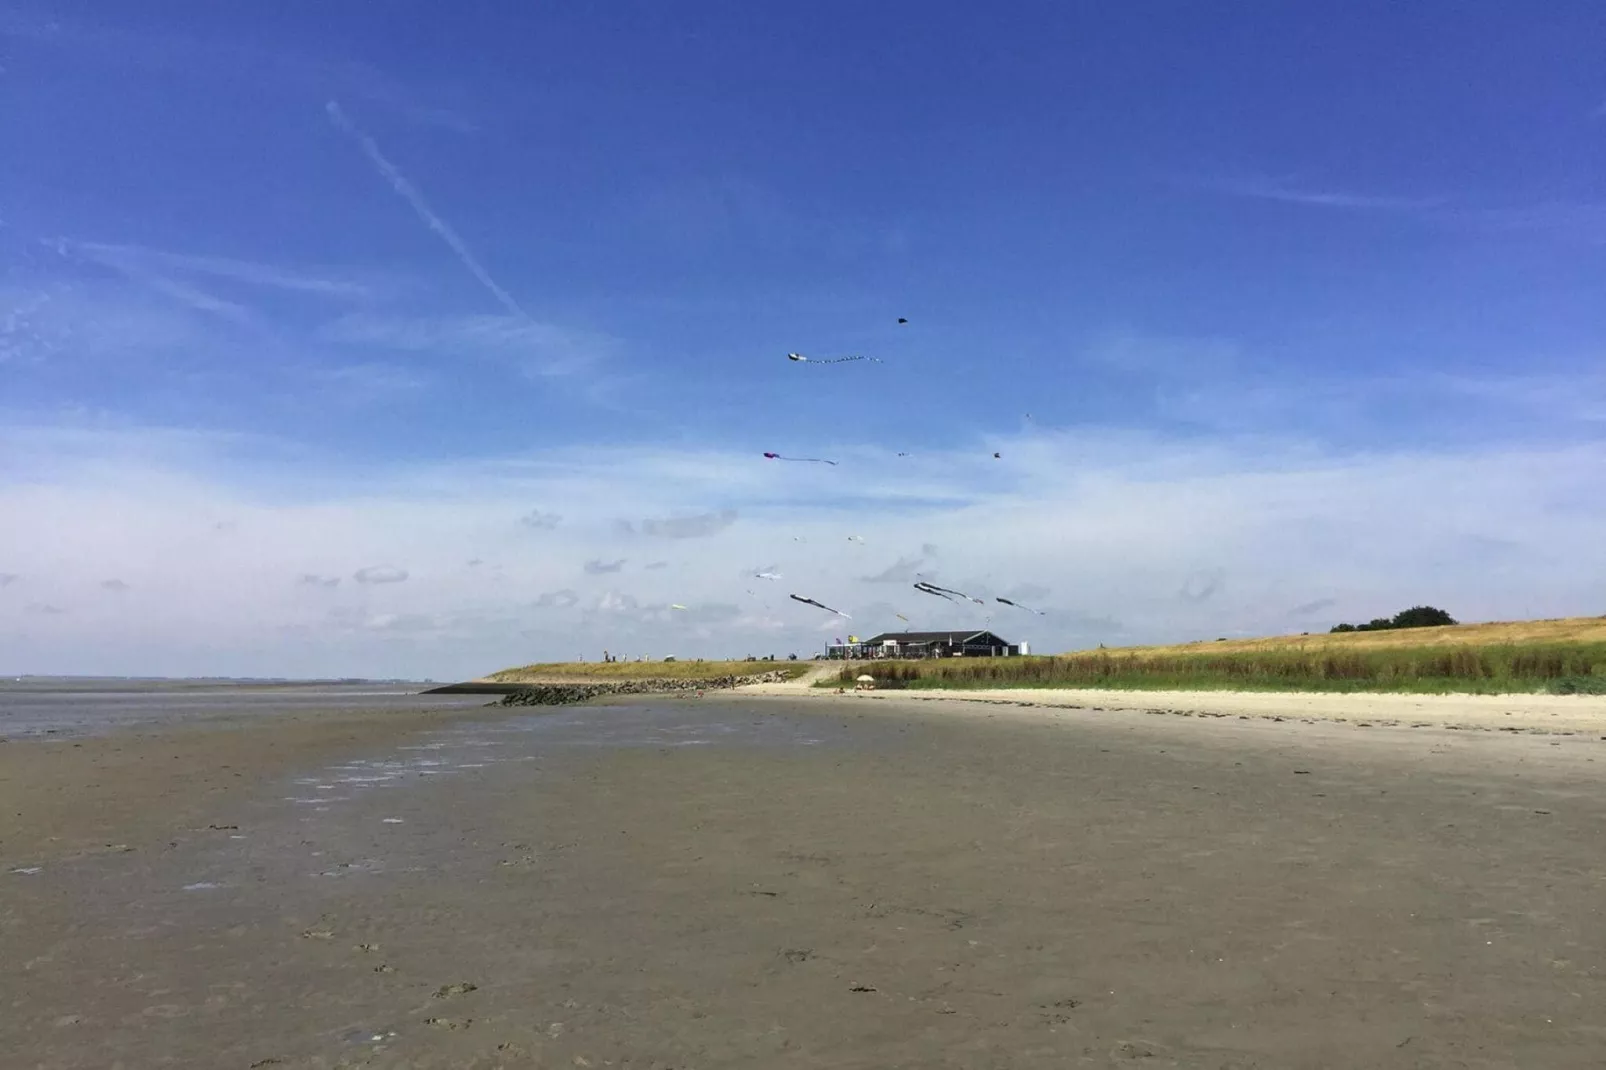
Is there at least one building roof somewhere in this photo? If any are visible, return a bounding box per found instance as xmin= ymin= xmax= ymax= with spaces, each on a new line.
xmin=862 ymin=630 xmax=1011 ymax=645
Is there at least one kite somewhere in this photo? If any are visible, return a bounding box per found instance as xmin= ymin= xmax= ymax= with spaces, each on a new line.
xmin=995 ymin=596 xmax=1046 ymax=615
xmin=670 ymin=604 xmax=688 ymax=610
xmin=754 ymin=571 xmax=781 ymax=581
xmin=764 ymin=452 xmax=837 ymax=466
xmin=790 ymin=593 xmax=850 ymax=618
xmin=897 ymin=317 xmax=909 ymax=324
xmin=846 ymin=535 xmax=865 ymax=544
xmin=786 ymin=353 xmax=882 ymax=365
xmin=895 ymin=613 xmax=910 ymax=623
xmin=914 ymin=581 xmax=986 ymax=605
xmin=993 ymin=452 xmax=1002 ymax=459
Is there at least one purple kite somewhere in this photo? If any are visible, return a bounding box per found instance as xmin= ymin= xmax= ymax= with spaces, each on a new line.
xmin=764 ymin=451 xmax=837 ymax=466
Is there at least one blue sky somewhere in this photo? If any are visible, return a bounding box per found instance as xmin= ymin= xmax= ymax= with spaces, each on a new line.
xmin=3 ymin=3 xmax=1605 ymax=677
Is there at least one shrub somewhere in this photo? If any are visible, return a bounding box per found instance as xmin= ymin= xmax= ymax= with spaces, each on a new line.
xmin=1332 ymin=605 xmax=1457 ymax=633
xmin=1391 ymin=606 xmax=1458 ymax=628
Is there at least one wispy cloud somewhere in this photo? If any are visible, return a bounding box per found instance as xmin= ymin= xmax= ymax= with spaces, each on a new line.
xmin=859 ymin=555 xmax=927 ymax=583
xmin=61 ymin=243 xmax=249 ymax=320
xmin=1 ymin=290 xmax=58 ymax=364
xmin=638 ymin=175 xmax=903 ymax=259
xmin=0 ymin=281 xmax=214 ymax=365
xmin=1465 ymin=202 xmax=1606 ymax=244
xmin=1429 ymin=372 xmax=1606 ymax=424
xmin=1203 ymin=175 xmax=1441 ymax=212
xmin=1205 ymin=174 xmax=1606 ymax=244
xmin=638 ymin=510 xmax=738 ymax=539
xmin=1084 ymin=328 xmax=1241 ymax=375
xmin=519 ymin=509 xmax=562 ymax=531
xmin=99 ymin=578 xmax=130 ymax=592
xmin=584 ymin=558 xmax=627 ymax=574
xmin=1289 ymin=597 xmax=1337 ymax=617
xmin=326 ymin=606 xmax=456 ymax=634
xmin=0 ymin=572 xmax=18 ymax=586
xmin=311 ymin=362 xmax=428 ymax=397
xmin=326 ymin=101 xmax=521 ymax=315
xmin=1001 ymin=581 xmax=1051 ymax=603
xmin=298 ymin=574 xmax=341 ymax=588
xmin=1 ymin=10 xmax=473 ymax=131
xmin=69 ymin=242 xmax=373 ymax=300
xmin=353 ymin=565 xmax=409 ymax=584
xmin=6 ymin=419 xmax=1606 ymax=677
xmin=323 ymin=314 xmax=614 ymax=378
xmin=24 ymin=602 xmax=66 ymax=615
xmin=1178 ymin=568 xmax=1225 ymax=603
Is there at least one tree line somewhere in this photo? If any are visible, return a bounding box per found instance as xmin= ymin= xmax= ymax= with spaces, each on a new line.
xmin=1331 ymin=606 xmax=1457 ymax=633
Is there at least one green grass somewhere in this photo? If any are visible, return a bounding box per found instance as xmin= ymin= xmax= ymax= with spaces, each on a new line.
xmin=820 ymin=644 xmax=1606 ymax=696
xmin=488 ymin=659 xmax=807 ymax=683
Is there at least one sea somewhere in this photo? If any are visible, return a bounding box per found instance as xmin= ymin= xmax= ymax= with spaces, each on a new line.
xmin=0 ymin=677 xmax=490 ymax=739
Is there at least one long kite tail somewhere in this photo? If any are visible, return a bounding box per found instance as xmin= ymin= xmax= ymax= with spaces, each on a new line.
xmin=996 ymin=596 xmax=1046 ymax=615
xmin=787 ymin=353 xmax=882 ymax=365
xmin=764 ymin=452 xmax=838 ymax=465
xmin=790 ymin=593 xmax=850 ymax=618
xmin=915 ymin=580 xmax=984 ymax=605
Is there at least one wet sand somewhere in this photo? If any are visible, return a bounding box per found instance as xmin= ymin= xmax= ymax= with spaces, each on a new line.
xmin=0 ymin=698 xmax=496 ymax=862
xmin=5 ymin=693 xmax=1606 ymax=1067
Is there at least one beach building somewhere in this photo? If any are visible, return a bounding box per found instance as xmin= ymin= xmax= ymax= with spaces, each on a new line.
xmin=825 ymin=630 xmax=1027 ymax=659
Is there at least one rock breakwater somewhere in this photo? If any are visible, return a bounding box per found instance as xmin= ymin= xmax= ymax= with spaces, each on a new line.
xmin=495 ymin=670 xmax=795 ymax=707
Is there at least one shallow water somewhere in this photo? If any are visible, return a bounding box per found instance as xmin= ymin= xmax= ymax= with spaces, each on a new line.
xmin=0 ymin=679 xmax=488 ymax=738
xmin=4 ymin=700 xmax=862 ymax=949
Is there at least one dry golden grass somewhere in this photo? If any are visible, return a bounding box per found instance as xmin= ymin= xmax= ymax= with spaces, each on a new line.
xmin=1081 ymin=616 xmax=1606 ymax=657
xmin=485 ymin=660 xmax=805 ymax=684
xmin=822 ymin=616 xmax=1606 ymax=695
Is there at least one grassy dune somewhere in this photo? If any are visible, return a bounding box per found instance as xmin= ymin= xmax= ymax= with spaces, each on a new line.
xmin=827 ymin=616 xmax=1606 ymax=695
xmin=1114 ymin=616 xmax=1606 ymax=655
xmin=486 ymin=660 xmax=808 ymax=684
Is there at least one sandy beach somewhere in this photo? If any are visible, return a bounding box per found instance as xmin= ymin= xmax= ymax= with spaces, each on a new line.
xmin=5 ymin=688 xmax=1606 ymax=1067
xmin=737 ymin=675 xmax=1606 ymax=735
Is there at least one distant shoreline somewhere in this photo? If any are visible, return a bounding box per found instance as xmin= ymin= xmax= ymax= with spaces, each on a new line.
xmin=0 ymin=676 xmax=433 ymax=693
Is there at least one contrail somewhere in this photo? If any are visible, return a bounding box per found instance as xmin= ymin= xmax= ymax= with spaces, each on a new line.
xmin=325 ymin=100 xmax=525 ymax=318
